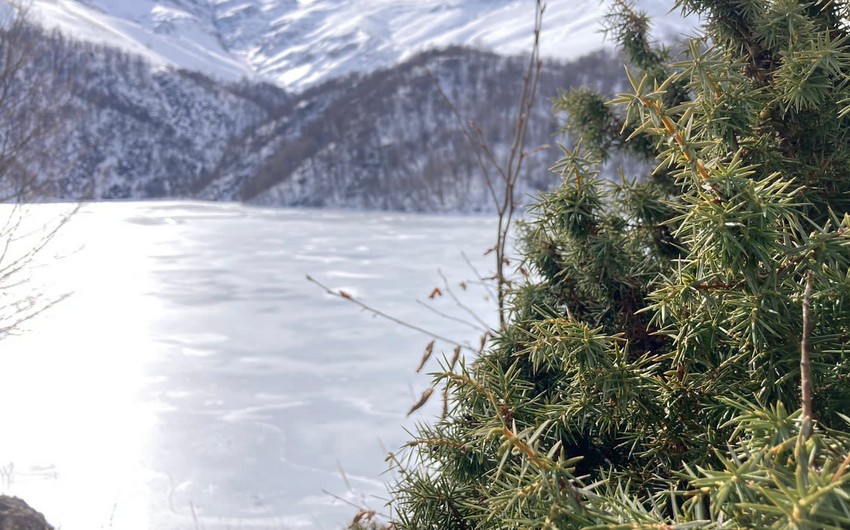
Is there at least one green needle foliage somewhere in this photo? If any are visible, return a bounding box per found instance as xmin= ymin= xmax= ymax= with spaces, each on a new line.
xmin=388 ymin=1 xmax=850 ymax=528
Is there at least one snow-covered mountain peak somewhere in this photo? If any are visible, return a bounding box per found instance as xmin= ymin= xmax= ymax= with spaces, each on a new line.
xmin=17 ymin=0 xmax=693 ymax=90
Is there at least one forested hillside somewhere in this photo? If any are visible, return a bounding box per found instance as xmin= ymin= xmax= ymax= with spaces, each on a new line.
xmin=13 ymin=23 xmax=632 ymax=212
xmin=204 ymin=47 xmax=630 ymax=212
xmin=17 ymin=27 xmax=279 ymax=200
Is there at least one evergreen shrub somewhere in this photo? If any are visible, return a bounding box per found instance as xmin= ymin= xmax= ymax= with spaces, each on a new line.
xmin=389 ymin=1 xmax=850 ymax=527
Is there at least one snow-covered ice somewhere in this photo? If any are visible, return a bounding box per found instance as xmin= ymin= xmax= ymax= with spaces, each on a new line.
xmin=0 ymin=201 xmax=499 ymax=529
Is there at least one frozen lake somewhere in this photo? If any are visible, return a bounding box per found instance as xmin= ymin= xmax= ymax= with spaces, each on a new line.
xmin=0 ymin=201 xmax=498 ymax=529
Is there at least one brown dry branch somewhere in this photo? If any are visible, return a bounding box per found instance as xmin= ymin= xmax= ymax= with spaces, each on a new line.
xmin=427 ymin=1 xmax=546 ymax=329
xmin=630 ymin=88 xmax=711 ymax=181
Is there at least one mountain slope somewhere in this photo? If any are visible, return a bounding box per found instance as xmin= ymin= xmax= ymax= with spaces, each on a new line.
xmin=12 ymin=29 xmax=286 ymax=201
xmin=19 ymin=0 xmax=693 ymax=90
xmin=6 ymin=0 xmax=671 ymax=213
xmin=15 ymin=21 xmax=632 ymax=212
xmin=200 ymin=47 xmax=631 ymax=212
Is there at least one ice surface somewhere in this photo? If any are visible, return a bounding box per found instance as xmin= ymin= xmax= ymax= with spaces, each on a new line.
xmin=0 ymin=201 xmax=499 ymax=529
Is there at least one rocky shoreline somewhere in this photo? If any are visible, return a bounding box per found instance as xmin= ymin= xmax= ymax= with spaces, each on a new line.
xmin=0 ymin=497 xmax=53 ymax=530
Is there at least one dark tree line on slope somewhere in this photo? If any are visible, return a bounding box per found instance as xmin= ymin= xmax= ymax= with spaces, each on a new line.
xmin=388 ymin=0 xmax=850 ymax=528
xmin=203 ymin=46 xmax=633 ymax=212
xmin=0 ymin=6 xmax=83 ymax=341
xmin=4 ymin=16 xmax=634 ymax=212
xmin=0 ymin=16 xmax=75 ymax=201
xmin=4 ymin=23 xmax=275 ymax=200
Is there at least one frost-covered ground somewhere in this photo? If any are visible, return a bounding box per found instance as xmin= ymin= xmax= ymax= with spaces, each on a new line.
xmin=0 ymin=201 xmax=498 ymax=529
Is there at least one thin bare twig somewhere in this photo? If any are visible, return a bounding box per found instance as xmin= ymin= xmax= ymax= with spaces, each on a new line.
xmin=322 ymin=489 xmax=391 ymax=521
xmin=438 ymin=269 xmax=492 ymax=330
xmin=425 ymin=1 xmax=546 ymax=329
xmin=306 ymin=274 xmax=475 ymax=352
xmin=416 ymin=299 xmax=487 ymax=332
xmin=189 ymin=501 xmax=200 ymax=530
xmin=461 ymin=250 xmax=497 ymax=301
xmin=424 ymin=67 xmax=501 ymax=206
xmin=470 ymin=120 xmax=510 ymax=182
xmin=493 ymin=0 xmax=545 ymax=328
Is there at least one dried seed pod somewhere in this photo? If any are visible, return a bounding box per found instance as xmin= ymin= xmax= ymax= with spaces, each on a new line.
xmin=416 ymin=340 xmax=436 ymax=373
xmin=407 ymin=388 xmax=434 ymax=416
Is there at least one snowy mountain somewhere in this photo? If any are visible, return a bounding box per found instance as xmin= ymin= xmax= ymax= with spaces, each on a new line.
xmin=20 ymin=0 xmax=693 ymax=90
xmin=19 ymin=29 xmax=631 ymax=210
xmin=4 ymin=1 xmax=684 ymax=212
xmin=200 ymin=47 xmax=631 ymax=211
xmin=13 ymin=23 xmax=633 ymax=211
xmin=10 ymin=29 xmax=283 ymax=201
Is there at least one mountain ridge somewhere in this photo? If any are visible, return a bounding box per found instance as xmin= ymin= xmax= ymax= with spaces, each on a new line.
xmin=4 ymin=2 xmax=666 ymax=213
xmin=17 ymin=0 xmax=693 ymax=91
xmin=15 ymin=23 xmax=633 ymax=212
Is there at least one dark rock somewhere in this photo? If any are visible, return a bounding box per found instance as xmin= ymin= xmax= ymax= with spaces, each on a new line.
xmin=0 ymin=496 xmax=53 ymax=530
